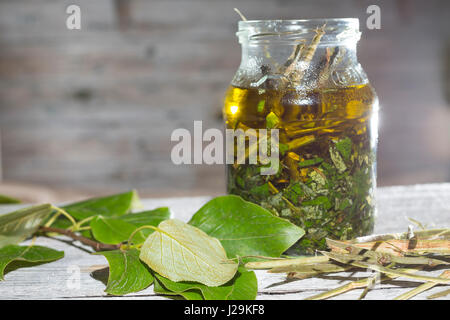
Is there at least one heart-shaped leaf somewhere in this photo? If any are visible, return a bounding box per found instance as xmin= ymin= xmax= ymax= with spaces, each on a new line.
xmin=226 ymin=268 xmax=258 ymax=300
xmin=90 ymin=217 xmax=146 ymax=245
xmin=95 ymin=249 xmax=153 ymax=296
xmin=0 ymin=204 xmax=53 ymax=248
xmin=154 ymin=279 xmax=203 ymax=300
xmin=119 ymin=207 xmax=170 ymax=227
xmin=0 ymin=245 xmax=64 ymax=279
xmin=62 ymin=190 xmax=140 ymax=220
xmin=153 ymin=267 xmax=257 ymax=300
xmin=90 ymin=208 xmax=171 ymax=245
xmin=139 ymin=219 xmax=238 ymax=287
xmin=188 ymin=195 xmax=304 ymax=259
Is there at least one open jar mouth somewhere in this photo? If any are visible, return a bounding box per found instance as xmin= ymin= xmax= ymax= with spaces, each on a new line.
xmin=237 ymin=18 xmax=361 ymax=45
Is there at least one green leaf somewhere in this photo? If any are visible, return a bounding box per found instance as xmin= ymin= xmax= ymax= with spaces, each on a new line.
xmin=298 ymin=157 xmax=324 ymax=168
xmin=45 ymin=216 xmax=73 ymax=230
xmin=226 ymin=268 xmax=258 ymax=300
xmin=62 ymin=190 xmax=140 ymax=220
xmin=139 ymin=219 xmax=238 ymax=287
xmin=329 ymin=146 xmax=346 ymax=173
xmin=249 ymin=184 xmax=270 ymax=198
xmin=154 ymin=278 xmax=204 ymax=300
xmin=154 ymin=267 xmax=257 ymax=300
xmin=154 ymin=274 xmax=228 ymax=300
xmin=90 ymin=217 xmax=146 ymax=245
xmin=302 ymin=196 xmax=332 ymax=209
xmin=266 ymin=111 xmax=280 ymax=129
xmin=335 ymin=137 xmax=352 ymax=161
xmin=279 ymin=143 xmax=289 ymax=156
xmin=188 ymin=195 xmax=304 ymax=259
xmin=90 ymin=208 xmax=171 ymax=245
xmin=119 ymin=207 xmax=170 ymax=227
xmin=94 ymin=249 xmax=153 ymax=296
xmin=257 ymin=100 xmax=265 ymax=113
xmin=0 ymin=194 xmax=21 ymax=204
xmin=0 ymin=245 xmax=64 ymax=280
xmin=0 ymin=204 xmax=53 ymax=248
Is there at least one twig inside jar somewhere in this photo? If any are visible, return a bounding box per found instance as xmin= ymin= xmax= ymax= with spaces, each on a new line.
xmin=233 ymin=8 xmax=247 ymax=21
xmin=283 ymin=43 xmax=306 ymax=79
xmin=290 ymin=24 xmax=326 ymax=86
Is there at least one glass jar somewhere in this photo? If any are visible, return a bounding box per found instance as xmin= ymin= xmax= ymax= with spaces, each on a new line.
xmin=223 ymin=19 xmax=378 ymax=254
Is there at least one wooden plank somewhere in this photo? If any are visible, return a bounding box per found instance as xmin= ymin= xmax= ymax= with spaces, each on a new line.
xmin=0 ymin=184 xmax=448 ymax=299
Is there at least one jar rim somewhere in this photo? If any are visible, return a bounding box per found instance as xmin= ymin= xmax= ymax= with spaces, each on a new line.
xmin=238 ymin=18 xmax=359 ymax=26
xmin=237 ymin=18 xmax=360 ymax=45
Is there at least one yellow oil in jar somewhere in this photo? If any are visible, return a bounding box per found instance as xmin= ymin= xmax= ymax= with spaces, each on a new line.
xmin=223 ymin=84 xmax=377 ymax=253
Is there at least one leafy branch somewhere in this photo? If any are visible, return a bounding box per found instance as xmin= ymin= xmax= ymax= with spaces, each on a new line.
xmin=1 ymin=189 xmax=448 ymax=300
xmin=0 ymin=191 xmax=305 ymax=300
xmin=38 ymin=226 xmax=121 ymax=251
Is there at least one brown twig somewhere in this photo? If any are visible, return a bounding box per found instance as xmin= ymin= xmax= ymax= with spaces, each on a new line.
xmin=39 ymin=226 xmax=121 ymax=251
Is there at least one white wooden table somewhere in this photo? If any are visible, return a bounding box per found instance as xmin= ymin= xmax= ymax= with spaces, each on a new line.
xmin=0 ymin=183 xmax=449 ymax=300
